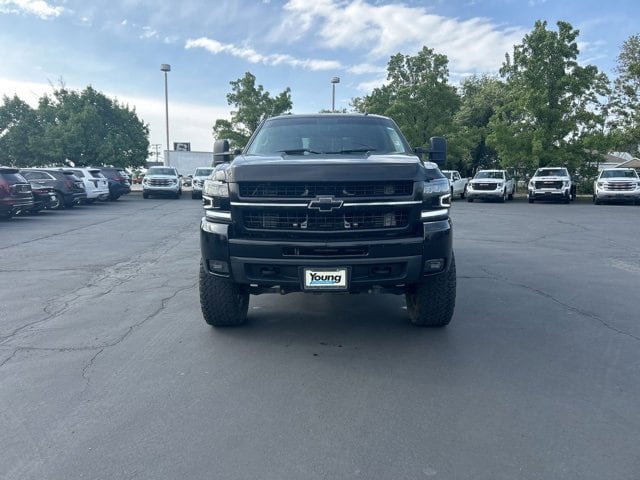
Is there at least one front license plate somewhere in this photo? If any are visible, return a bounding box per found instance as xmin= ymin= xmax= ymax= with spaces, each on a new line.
xmin=303 ymin=268 xmax=348 ymax=290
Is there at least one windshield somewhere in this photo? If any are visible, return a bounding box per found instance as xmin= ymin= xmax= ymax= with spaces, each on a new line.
xmin=147 ymin=167 xmax=176 ymax=176
xmin=245 ymin=116 xmax=412 ymax=156
xmin=600 ymin=169 xmax=638 ymax=179
xmin=474 ymin=171 xmax=504 ymax=179
xmin=194 ymin=168 xmax=213 ymax=177
xmin=536 ymin=168 xmax=568 ymax=177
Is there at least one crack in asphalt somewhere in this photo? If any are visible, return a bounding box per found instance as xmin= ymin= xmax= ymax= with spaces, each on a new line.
xmin=0 ymin=227 xmax=194 ymax=345
xmin=479 ymin=266 xmax=640 ymax=343
xmin=0 ymin=201 xmax=170 ymax=251
xmin=0 ymin=281 xmax=198 ymax=371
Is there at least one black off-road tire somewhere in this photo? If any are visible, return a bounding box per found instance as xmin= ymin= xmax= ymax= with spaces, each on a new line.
xmin=405 ymin=253 xmax=456 ymax=327
xmin=499 ymin=189 xmax=506 ymax=203
xmin=467 ymin=197 xmax=474 ymax=203
xmin=199 ymin=261 xmax=249 ymax=327
xmin=528 ymin=196 xmax=534 ymax=203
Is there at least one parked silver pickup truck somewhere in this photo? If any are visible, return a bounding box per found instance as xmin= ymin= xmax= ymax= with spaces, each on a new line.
xmin=527 ymin=167 xmax=575 ymax=204
xmin=593 ymin=168 xmax=640 ymax=205
xmin=466 ymin=169 xmax=515 ymax=203
xmin=441 ymin=170 xmax=468 ymax=199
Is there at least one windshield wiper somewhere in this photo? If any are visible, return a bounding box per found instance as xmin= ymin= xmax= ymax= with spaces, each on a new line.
xmin=326 ymin=148 xmax=377 ymax=154
xmin=277 ymin=149 xmax=322 ymax=155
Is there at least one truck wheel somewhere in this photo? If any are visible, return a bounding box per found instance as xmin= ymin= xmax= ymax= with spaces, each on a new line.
xmin=467 ymin=197 xmax=473 ymax=203
xmin=460 ymin=186 xmax=466 ymax=199
xmin=528 ymin=196 xmax=534 ymax=203
xmin=405 ymin=253 xmax=456 ymax=327
xmin=199 ymin=261 xmax=249 ymax=326
xmin=563 ymin=192 xmax=570 ymax=204
xmin=508 ymin=189 xmax=514 ymax=201
xmin=500 ymin=189 xmax=506 ymax=203
xmin=143 ymin=192 xmax=149 ymax=199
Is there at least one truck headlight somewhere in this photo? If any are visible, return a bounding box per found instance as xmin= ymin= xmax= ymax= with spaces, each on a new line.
xmin=204 ymin=179 xmax=229 ymax=198
xmin=563 ymin=181 xmax=569 ymax=187
xmin=496 ymin=182 xmax=503 ymax=188
xmin=423 ymin=180 xmax=449 ymax=194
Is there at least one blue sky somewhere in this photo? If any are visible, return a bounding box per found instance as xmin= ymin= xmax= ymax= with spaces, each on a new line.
xmin=1 ymin=0 xmax=638 ymax=155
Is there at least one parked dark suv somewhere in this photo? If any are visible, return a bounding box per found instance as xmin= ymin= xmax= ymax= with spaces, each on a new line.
xmin=20 ymin=168 xmax=86 ymax=209
xmin=0 ymin=167 xmax=34 ymax=218
xmin=94 ymin=167 xmax=131 ymax=201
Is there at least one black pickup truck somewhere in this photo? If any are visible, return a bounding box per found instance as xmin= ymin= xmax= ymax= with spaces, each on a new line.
xmin=199 ymin=114 xmax=455 ymax=327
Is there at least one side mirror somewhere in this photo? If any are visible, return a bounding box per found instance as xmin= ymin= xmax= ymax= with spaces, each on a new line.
xmin=213 ymin=139 xmax=231 ymax=166
xmin=429 ymin=136 xmax=447 ymax=165
xmin=233 ymin=148 xmax=242 ymax=155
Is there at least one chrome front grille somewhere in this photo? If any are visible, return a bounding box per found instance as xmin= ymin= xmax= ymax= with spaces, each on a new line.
xmin=239 ymin=181 xmax=413 ymax=198
xmin=243 ymin=209 xmax=410 ymax=231
xmin=148 ymin=178 xmax=173 ymax=186
xmin=604 ymin=182 xmax=634 ymax=191
xmin=535 ymin=180 xmax=563 ymax=189
xmin=473 ymin=183 xmax=498 ymax=191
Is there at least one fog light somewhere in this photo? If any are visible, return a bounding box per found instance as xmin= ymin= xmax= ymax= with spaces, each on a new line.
xmin=208 ymin=260 xmax=229 ymax=274
xmin=424 ymin=258 xmax=444 ymax=273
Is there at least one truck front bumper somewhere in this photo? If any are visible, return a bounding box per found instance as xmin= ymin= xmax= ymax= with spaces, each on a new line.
xmin=200 ymin=218 xmax=453 ymax=293
xmin=529 ymin=187 xmax=570 ymax=200
xmin=466 ymin=189 xmax=503 ymax=200
xmin=595 ymin=189 xmax=640 ymax=203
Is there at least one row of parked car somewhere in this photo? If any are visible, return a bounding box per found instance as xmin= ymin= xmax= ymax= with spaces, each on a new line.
xmin=0 ymin=166 xmax=131 ymax=219
xmin=442 ymin=167 xmax=640 ymax=205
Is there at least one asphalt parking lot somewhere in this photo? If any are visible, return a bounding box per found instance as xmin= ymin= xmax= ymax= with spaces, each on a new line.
xmin=1 ymin=194 xmax=639 ymax=479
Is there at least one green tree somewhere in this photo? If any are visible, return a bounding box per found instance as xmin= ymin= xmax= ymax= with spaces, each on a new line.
xmin=213 ymin=72 xmax=292 ymax=149
xmin=36 ymin=86 xmax=149 ymax=168
xmin=488 ymin=20 xmax=610 ymax=175
xmin=609 ymin=34 xmax=640 ymax=154
xmin=352 ymin=46 xmax=460 ymax=150
xmin=451 ymin=75 xmax=505 ymax=174
xmin=0 ymin=95 xmax=43 ymax=167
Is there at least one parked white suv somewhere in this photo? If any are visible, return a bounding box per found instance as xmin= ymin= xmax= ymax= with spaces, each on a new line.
xmin=67 ymin=167 xmax=110 ymax=203
xmin=593 ymin=168 xmax=640 ymax=205
xmin=191 ymin=167 xmax=214 ymax=199
xmin=527 ymin=167 xmax=575 ymax=204
xmin=142 ymin=166 xmax=182 ymax=199
xmin=466 ymin=170 xmax=516 ymax=203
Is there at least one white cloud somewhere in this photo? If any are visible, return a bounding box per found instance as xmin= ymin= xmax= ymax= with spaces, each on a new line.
xmin=274 ymin=0 xmax=527 ymax=72
xmin=0 ymin=0 xmax=63 ymax=19
xmin=140 ymin=26 xmax=158 ymax=39
xmin=185 ymin=37 xmax=342 ymax=71
xmin=348 ymin=63 xmax=386 ymax=75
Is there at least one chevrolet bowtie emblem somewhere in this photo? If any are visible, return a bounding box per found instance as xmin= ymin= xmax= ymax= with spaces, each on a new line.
xmin=308 ymin=196 xmax=343 ymax=212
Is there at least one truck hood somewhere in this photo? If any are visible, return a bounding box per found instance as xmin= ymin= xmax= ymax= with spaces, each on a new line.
xmin=228 ymin=154 xmax=430 ymax=182
xmin=532 ymin=176 xmax=568 ymax=182
xmin=470 ymin=178 xmax=503 ymax=184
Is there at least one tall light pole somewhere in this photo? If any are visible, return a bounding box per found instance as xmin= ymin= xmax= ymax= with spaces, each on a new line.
xmin=160 ymin=63 xmax=171 ymax=165
xmin=331 ymin=76 xmax=340 ymax=112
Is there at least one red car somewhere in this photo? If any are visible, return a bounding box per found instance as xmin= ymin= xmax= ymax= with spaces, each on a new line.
xmin=0 ymin=167 xmax=34 ymax=218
